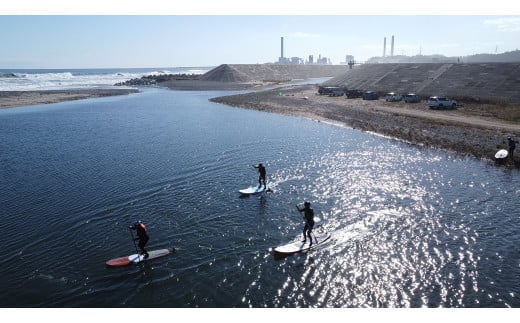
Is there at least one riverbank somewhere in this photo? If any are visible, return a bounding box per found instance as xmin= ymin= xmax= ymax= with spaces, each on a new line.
xmin=0 ymin=88 xmax=139 ymax=109
xmin=211 ymin=84 xmax=520 ymax=168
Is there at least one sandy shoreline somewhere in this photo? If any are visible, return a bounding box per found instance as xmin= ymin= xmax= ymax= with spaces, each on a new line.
xmin=210 ymin=84 xmax=520 ymax=168
xmin=0 ymin=88 xmax=139 ymax=109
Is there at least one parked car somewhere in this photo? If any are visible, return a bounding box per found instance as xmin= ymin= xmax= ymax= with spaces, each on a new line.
xmin=385 ymin=92 xmax=402 ymax=102
xmin=427 ymin=96 xmax=457 ymax=109
xmin=403 ymin=93 xmax=421 ymax=103
xmin=318 ymin=86 xmax=341 ymax=95
xmin=329 ymin=88 xmax=344 ymax=97
xmin=362 ymin=91 xmax=379 ymax=100
xmin=345 ymin=89 xmax=363 ymax=99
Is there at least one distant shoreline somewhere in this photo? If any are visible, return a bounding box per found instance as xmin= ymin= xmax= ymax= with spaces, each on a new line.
xmin=0 ymin=88 xmax=139 ymax=109
xmin=210 ymin=84 xmax=520 ymax=168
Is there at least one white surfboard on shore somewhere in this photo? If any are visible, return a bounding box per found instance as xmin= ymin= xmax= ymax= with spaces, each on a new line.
xmin=495 ymin=149 xmax=508 ymax=159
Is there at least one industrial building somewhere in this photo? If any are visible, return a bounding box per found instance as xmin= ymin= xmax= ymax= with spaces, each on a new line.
xmin=277 ymin=36 xmax=333 ymax=65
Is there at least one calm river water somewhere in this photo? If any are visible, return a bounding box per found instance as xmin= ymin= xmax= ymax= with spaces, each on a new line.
xmin=1 ymin=88 xmax=519 ymax=308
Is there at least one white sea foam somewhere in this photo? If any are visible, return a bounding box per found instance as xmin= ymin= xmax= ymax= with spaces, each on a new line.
xmin=0 ymin=67 xmax=212 ymax=91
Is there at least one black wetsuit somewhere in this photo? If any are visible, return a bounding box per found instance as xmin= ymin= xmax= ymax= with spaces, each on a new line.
xmin=508 ymin=138 xmax=516 ymax=159
xmin=254 ymin=164 xmax=266 ymax=188
xmin=131 ymin=223 xmax=149 ymax=257
xmin=297 ymin=205 xmax=315 ymax=244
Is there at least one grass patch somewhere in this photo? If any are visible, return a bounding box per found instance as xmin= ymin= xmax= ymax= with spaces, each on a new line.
xmin=458 ymin=102 xmax=520 ymax=123
xmin=487 ymin=103 xmax=520 ymax=122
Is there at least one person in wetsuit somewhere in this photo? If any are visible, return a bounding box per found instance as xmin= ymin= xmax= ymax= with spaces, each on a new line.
xmin=253 ymin=163 xmax=267 ymax=189
xmin=129 ymin=221 xmax=149 ymax=258
xmin=296 ymin=201 xmax=315 ymax=246
xmin=507 ymin=136 xmax=517 ymax=159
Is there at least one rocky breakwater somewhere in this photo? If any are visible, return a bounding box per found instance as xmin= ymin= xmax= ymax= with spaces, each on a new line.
xmin=0 ymin=73 xmax=18 ymax=78
xmin=115 ymin=73 xmax=200 ymax=86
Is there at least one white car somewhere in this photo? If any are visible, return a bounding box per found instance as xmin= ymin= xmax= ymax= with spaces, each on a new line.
xmin=427 ymin=96 xmax=457 ymax=109
xmin=385 ymin=92 xmax=402 ymax=102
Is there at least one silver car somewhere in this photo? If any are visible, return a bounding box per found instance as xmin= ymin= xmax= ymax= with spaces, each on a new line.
xmin=385 ymin=92 xmax=402 ymax=102
xmin=427 ymin=96 xmax=457 ymax=109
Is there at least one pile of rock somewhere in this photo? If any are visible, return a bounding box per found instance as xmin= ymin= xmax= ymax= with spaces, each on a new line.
xmin=0 ymin=73 xmax=17 ymax=78
xmin=115 ymin=74 xmax=200 ymax=86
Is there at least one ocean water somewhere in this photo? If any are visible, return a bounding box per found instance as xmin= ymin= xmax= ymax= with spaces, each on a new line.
xmin=0 ymin=87 xmax=519 ymax=308
xmin=0 ymin=67 xmax=213 ymax=91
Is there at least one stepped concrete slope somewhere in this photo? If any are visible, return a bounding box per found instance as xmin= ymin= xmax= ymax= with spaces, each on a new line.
xmin=324 ymin=63 xmax=520 ymax=103
xmin=200 ymin=64 xmax=348 ymax=82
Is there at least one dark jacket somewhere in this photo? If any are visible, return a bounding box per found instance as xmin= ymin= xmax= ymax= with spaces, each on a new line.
xmin=255 ymin=164 xmax=266 ymax=177
xmin=297 ymin=205 xmax=314 ymax=225
xmin=131 ymin=222 xmax=149 ymax=241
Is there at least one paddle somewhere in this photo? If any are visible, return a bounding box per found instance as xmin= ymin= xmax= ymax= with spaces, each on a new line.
xmin=128 ymin=227 xmax=142 ymax=264
xmin=309 ymin=222 xmax=319 ymax=244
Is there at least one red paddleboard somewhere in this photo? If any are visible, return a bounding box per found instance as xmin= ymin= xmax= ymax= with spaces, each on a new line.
xmin=106 ymin=248 xmax=175 ymax=267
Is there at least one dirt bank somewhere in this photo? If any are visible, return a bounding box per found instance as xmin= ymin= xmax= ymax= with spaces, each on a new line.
xmin=211 ymin=85 xmax=520 ymax=168
xmin=0 ymin=88 xmax=139 ymax=109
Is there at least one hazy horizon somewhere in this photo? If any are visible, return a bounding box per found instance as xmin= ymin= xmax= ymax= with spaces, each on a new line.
xmin=1 ymin=2 xmax=520 ymax=69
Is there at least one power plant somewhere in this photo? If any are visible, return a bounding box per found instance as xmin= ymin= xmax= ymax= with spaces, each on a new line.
xmin=391 ymin=35 xmax=395 ymax=57
xmin=280 ymin=37 xmax=284 ymax=61
xmin=277 ymin=36 xmax=339 ymax=65
xmin=383 ymin=36 xmax=395 ymax=57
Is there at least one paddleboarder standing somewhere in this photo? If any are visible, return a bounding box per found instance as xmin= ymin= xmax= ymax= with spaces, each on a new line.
xmin=253 ymin=163 xmax=267 ymax=189
xmin=129 ymin=221 xmax=149 ymax=259
xmin=507 ymin=136 xmax=517 ymax=159
xmin=296 ymin=201 xmax=315 ymax=246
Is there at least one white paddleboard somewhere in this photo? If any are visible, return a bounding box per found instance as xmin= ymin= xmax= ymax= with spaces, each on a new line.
xmin=495 ymin=149 xmax=508 ymax=159
xmin=273 ymin=231 xmax=331 ymax=255
xmin=106 ymin=248 xmax=175 ymax=267
xmin=239 ymin=182 xmax=276 ymax=195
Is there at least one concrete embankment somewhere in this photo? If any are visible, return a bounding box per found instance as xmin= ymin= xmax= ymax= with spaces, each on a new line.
xmin=199 ymin=64 xmax=348 ymax=82
xmin=160 ymin=63 xmax=520 ymax=103
xmin=323 ymin=63 xmax=520 ymax=103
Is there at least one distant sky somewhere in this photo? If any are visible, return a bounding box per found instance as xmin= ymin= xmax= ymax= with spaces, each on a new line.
xmin=1 ymin=1 xmax=520 ymax=69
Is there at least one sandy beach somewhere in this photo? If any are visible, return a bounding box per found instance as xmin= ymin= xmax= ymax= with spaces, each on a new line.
xmin=0 ymin=88 xmax=139 ymax=109
xmin=211 ymin=84 xmax=520 ymax=168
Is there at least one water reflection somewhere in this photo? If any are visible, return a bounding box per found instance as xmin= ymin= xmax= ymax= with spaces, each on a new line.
xmin=242 ymin=135 xmax=498 ymax=307
xmin=1 ymin=89 xmax=519 ymax=307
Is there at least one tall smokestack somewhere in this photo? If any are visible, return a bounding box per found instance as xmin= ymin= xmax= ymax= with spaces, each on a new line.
xmin=281 ymin=37 xmax=284 ymax=59
xmin=391 ymin=35 xmax=395 ymax=57
xmin=383 ymin=37 xmax=386 ymax=57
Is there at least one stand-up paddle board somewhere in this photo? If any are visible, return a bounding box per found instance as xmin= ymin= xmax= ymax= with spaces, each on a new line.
xmin=239 ymin=182 xmax=276 ymax=195
xmin=273 ymin=231 xmax=331 ymax=255
xmin=495 ymin=149 xmax=508 ymax=159
xmin=106 ymin=248 xmax=175 ymax=267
